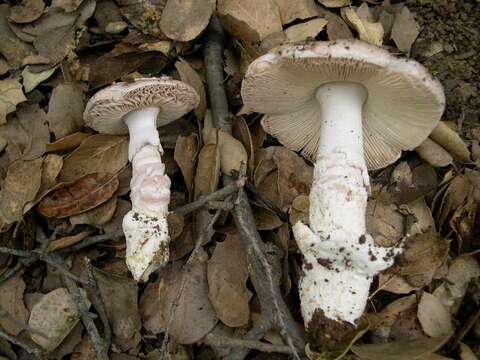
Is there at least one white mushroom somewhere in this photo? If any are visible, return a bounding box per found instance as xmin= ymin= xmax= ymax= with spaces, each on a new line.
xmin=84 ymin=77 xmax=199 ymax=281
xmin=242 ymin=40 xmax=445 ymax=328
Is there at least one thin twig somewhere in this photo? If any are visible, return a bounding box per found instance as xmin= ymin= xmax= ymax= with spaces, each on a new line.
xmin=0 ymin=326 xmax=44 ymax=359
xmin=204 ymin=333 xmax=292 ymax=354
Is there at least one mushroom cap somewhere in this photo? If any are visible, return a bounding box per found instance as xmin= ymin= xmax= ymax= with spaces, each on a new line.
xmin=84 ymin=77 xmax=200 ymax=134
xmin=241 ymin=40 xmax=446 ymax=170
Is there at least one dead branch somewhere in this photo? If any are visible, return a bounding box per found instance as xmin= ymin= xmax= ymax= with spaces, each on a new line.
xmin=203 ymin=15 xmax=305 ymax=360
xmin=0 ymin=326 xmax=44 ymax=359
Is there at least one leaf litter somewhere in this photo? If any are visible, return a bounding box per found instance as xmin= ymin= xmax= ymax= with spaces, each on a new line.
xmin=0 ymin=0 xmax=478 ymax=359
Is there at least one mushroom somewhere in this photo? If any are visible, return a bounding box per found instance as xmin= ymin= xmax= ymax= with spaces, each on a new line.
xmin=84 ymin=77 xmax=199 ymax=281
xmin=241 ymin=40 xmax=445 ymax=329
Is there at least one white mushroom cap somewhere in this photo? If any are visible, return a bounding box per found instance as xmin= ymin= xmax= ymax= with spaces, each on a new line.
xmin=241 ymin=40 xmax=446 ymax=170
xmin=84 ymin=77 xmax=200 ymax=134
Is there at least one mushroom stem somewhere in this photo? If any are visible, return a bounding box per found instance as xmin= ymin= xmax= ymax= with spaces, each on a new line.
xmin=292 ymin=83 xmax=401 ymax=327
xmin=123 ymin=107 xmax=161 ymax=161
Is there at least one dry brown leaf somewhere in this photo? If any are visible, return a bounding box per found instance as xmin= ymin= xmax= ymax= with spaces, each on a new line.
xmin=46 ymin=133 xmax=91 ymax=153
xmin=53 ymin=323 xmax=84 ymax=359
xmin=39 ymin=154 xmax=63 ymax=194
xmin=70 ymin=195 xmax=117 ymax=226
xmin=158 ymin=253 xmax=217 ymax=344
xmin=47 ymin=83 xmax=85 ymax=140
xmin=207 ymin=233 xmax=251 ymax=327
xmin=46 ymin=230 xmax=92 ymax=252
xmin=22 ymin=66 xmax=57 ymax=93
xmin=52 ymin=0 xmax=84 ymax=12
xmin=415 ymin=138 xmax=453 ymax=168
xmin=139 ymin=280 xmax=163 ymax=334
xmin=37 ymin=173 xmax=119 ymax=218
xmin=0 ymin=158 xmax=43 ymax=229
xmin=204 ymin=128 xmax=248 ymax=175
xmin=102 ymin=198 xmax=131 ymax=233
xmin=194 ymin=143 xmax=220 ymax=199
xmin=459 ymin=343 xmax=478 ymax=360
xmin=60 ymin=135 xmax=128 ymax=183
xmin=285 ymin=18 xmax=328 ymax=42
xmin=318 ymin=0 xmax=350 ymax=7
xmin=430 ymin=122 xmax=471 ymax=162
xmin=391 ymin=6 xmax=420 ymax=54
xmin=0 ymin=272 xmax=29 ymax=336
xmin=1 ymin=103 xmax=49 ymax=161
xmin=160 ymin=0 xmax=215 ymax=41
xmin=369 ymin=294 xmax=417 ymax=332
xmin=173 ymin=134 xmax=197 ymax=199
xmin=118 ymin=0 xmax=166 ymax=37
xmin=433 ymin=255 xmax=480 ymax=315
xmin=93 ymin=268 xmax=141 ymax=351
xmin=417 ymin=292 xmax=453 ymax=338
xmin=218 ymin=0 xmax=283 ymax=43
xmin=378 ymin=273 xmax=418 ymax=294
xmin=0 ymin=78 xmax=27 ymax=125
xmin=29 ymin=288 xmax=89 ymax=352
xmin=272 ymin=0 xmax=318 ymax=25
xmin=0 ymin=5 xmax=35 ymax=68
xmin=8 ymin=0 xmax=45 ymax=23
xmin=351 ymin=334 xmax=451 ymax=360
xmin=405 ymin=197 xmax=435 ymax=236
xmin=366 ymin=199 xmax=403 ymax=247
xmin=341 ymin=6 xmax=384 ymax=46
xmin=289 ymin=194 xmax=309 ymax=226
xmin=175 ymin=59 xmax=206 ymax=119
xmin=253 ymin=206 xmax=283 ymax=230
xmin=93 ymin=0 xmax=125 ymax=33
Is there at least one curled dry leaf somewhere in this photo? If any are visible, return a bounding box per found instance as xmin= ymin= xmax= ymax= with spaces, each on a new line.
xmin=22 ymin=66 xmax=57 ymax=93
xmin=70 ymin=195 xmax=118 ymax=227
xmin=430 ymin=122 xmax=471 ymax=162
xmin=0 ymin=78 xmax=27 ymax=125
xmin=207 ymin=233 xmax=251 ymax=327
xmin=175 ymin=59 xmax=206 ymax=119
xmin=47 ymin=83 xmax=85 ymax=140
xmin=8 ymin=0 xmax=45 ymax=24
xmin=60 ymin=134 xmax=128 ymax=183
xmin=0 ymin=158 xmax=43 ymax=229
xmin=194 ymin=143 xmax=220 ymax=199
xmin=318 ymin=0 xmax=350 ymax=7
xmin=391 ymin=6 xmax=420 ymax=54
xmin=272 ymin=0 xmax=318 ymax=25
xmin=93 ymin=268 xmax=141 ymax=351
xmin=174 ymin=134 xmax=197 ymax=198
xmin=285 ymin=18 xmax=328 ymax=42
xmin=37 ymin=173 xmax=119 ymax=218
xmin=351 ymin=333 xmax=452 ymax=360
xmin=29 ymin=288 xmax=89 ymax=352
xmin=415 ymin=138 xmax=453 ymax=168
xmin=217 ymin=0 xmax=283 ymax=43
xmin=46 ymin=133 xmax=91 ymax=153
xmin=52 ymin=0 xmax=84 ymax=12
xmin=417 ymin=292 xmax=453 ymax=338
xmin=0 ymin=272 xmax=29 ymax=336
xmin=316 ymin=6 xmax=354 ymax=40
xmin=341 ymin=6 xmax=384 ymax=46
xmin=160 ymin=0 xmax=215 ymax=41
xmin=46 ymin=230 xmax=92 ymax=252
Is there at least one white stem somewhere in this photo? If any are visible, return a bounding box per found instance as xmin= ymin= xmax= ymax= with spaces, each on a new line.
xmin=292 ymin=83 xmax=401 ymax=326
xmin=123 ymin=107 xmax=162 ymax=161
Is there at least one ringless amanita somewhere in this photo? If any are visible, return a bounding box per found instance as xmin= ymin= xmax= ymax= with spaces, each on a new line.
xmin=84 ymin=77 xmax=199 ymax=281
xmin=242 ymin=40 xmax=445 ymax=339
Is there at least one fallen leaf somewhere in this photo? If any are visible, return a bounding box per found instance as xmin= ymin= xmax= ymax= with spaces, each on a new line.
xmin=459 ymin=343 xmax=478 ymax=360
xmin=37 ymin=173 xmax=119 ymax=218
xmin=391 ymin=6 xmax=420 ymax=54
xmin=0 ymin=78 xmax=27 ymax=125
xmin=208 ymin=233 xmax=251 ymax=327
xmin=93 ymin=0 xmax=126 ymax=33
xmin=417 ymin=292 xmax=453 ymax=338
xmin=194 ymin=143 xmax=220 ymax=199
xmin=47 ymin=231 xmax=92 ymax=252
xmin=415 ymin=138 xmax=453 ymax=168
xmin=378 ymin=273 xmax=418 ymax=294
xmin=52 ymin=0 xmax=84 ymax=12
xmin=22 ymin=66 xmax=57 ymax=93
xmin=60 ymin=135 xmax=128 ymax=183
xmin=351 ymin=334 xmax=452 ymax=360
xmin=0 ymin=158 xmax=43 ymax=229
xmin=0 ymin=59 xmax=10 ymax=76
xmin=175 ymin=59 xmax=207 ymax=119
xmin=118 ymin=0 xmax=166 ymax=37
xmin=53 ymin=323 xmax=84 ymax=359
xmin=0 ymin=273 xmax=29 ymax=336
xmin=369 ymin=294 xmax=417 ymax=333
xmin=366 ymin=199 xmax=403 ymax=247
xmin=174 ymin=134 xmax=197 ymax=198
xmin=430 ymin=122 xmax=471 ymax=162
xmin=204 ymin=128 xmax=248 ymax=175
xmin=102 ymin=198 xmax=131 ymax=233
xmin=93 ymin=268 xmax=141 ymax=351
xmin=285 ymin=18 xmax=328 ymax=42
xmin=29 ymin=288 xmax=89 ymax=352
xmin=289 ymin=194 xmax=309 ymax=226
xmin=39 ymin=154 xmax=63 ymax=193
xmin=218 ymin=0 xmax=283 ymax=43
xmin=318 ymin=0 xmax=350 ymax=7
xmin=9 ymin=0 xmax=45 ymax=23
xmin=0 ymin=5 xmax=35 ymax=68
xmin=139 ymin=280 xmax=163 ymax=334
xmin=46 ymin=133 xmax=91 ymax=153
xmin=272 ymin=0 xmax=318 ymax=25
xmin=317 ymin=7 xmax=354 ymax=40
xmin=341 ymin=6 xmax=384 ymax=46
xmin=253 ymin=206 xmax=283 ymax=230
xmin=70 ymin=195 xmax=117 ymax=226
xmin=47 ymin=83 xmax=85 ymax=140
xmin=160 ymin=0 xmax=215 ymax=41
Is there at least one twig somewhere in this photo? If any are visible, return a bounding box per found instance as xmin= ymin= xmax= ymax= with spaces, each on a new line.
xmin=0 ymin=247 xmax=31 ymax=257
xmin=204 ymin=333 xmax=292 ymax=354
xmin=174 ymin=181 xmax=243 ymax=216
xmin=57 ymin=230 xmax=124 ymax=254
xmin=0 ymin=326 xmax=44 ymax=359
xmin=160 ymin=210 xmax=222 ymax=358
xmin=203 ymin=16 xmax=305 ymax=360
